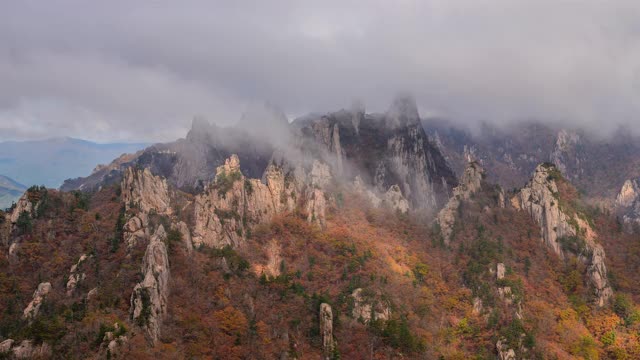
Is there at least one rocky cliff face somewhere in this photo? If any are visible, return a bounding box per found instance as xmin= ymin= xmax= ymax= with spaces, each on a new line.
xmin=121 ymin=166 xmax=173 ymax=249
xmin=122 ymin=167 xmax=172 ymax=215
xmin=550 ymin=129 xmax=583 ymax=181
xmin=130 ymin=225 xmax=170 ymax=343
xmin=437 ymin=161 xmax=484 ymax=244
xmin=512 ymin=164 xmax=613 ymax=306
xmin=66 ymin=254 xmax=88 ymax=296
xmin=192 ymin=155 xmax=301 ymax=248
xmin=293 ymin=96 xmax=456 ymax=215
xmin=23 ymin=282 xmax=51 ymax=320
xmin=511 ymin=164 xmax=575 ymax=256
xmin=615 ymin=179 xmax=640 ymax=231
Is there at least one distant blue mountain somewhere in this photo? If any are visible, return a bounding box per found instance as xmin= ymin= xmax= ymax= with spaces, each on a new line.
xmin=0 ymin=137 xmax=148 ymax=189
xmin=0 ymin=174 xmax=27 ymax=209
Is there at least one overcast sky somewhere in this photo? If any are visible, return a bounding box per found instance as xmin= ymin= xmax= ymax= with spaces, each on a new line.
xmin=1 ymin=0 xmax=639 ymax=142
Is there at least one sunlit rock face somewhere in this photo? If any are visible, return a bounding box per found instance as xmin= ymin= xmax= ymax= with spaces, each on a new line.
xmin=192 ymin=155 xmax=301 ymax=248
xmin=512 ymin=163 xmax=613 ymax=307
xmin=122 ymin=167 xmax=172 ymax=215
xmin=512 ymin=164 xmax=575 ymax=256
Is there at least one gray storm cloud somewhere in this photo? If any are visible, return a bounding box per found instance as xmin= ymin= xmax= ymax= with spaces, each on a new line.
xmin=0 ymin=0 xmax=639 ymax=142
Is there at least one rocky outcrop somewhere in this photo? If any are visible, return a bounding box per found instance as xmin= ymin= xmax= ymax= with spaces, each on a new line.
xmin=130 ymin=225 xmax=170 ymax=343
xmin=23 ymin=282 xmax=51 ymax=320
xmin=512 ymin=164 xmax=613 ymax=306
xmin=5 ymin=340 xmax=51 ymax=359
xmin=122 ymin=167 xmax=172 ymax=215
xmin=193 ymin=155 xmax=300 ymax=248
xmin=496 ymin=339 xmax=517 ymax=360
xmin=512 ymin=164 xmax=576 ymax=257
xmin=9 ymin=192 xmax=33 ymax=224
xmin=351 ymin=288 xmax=390 ymax=324
xmin=437 ymin=162 xmax=484 ymax=245
xmin=101 ymin=322 xmax=128 ymax=357
xmin=615 ymin=179 xmax=640 ymax=231
xmin=0 ymin=339 xmax=13 ymax=353
xmin=616 ymin=179 xmax=639 ymax=208
xmin=496 ymin=263 xmax=506 ymax=280
xmin=66 ymin=254 xmax=89 ymax=296
xmin=319 ymin=303 xmax=335 ymax=359
xmin=123 ymin=212 xmax=149 ymax=248
xmin=496 ymin=263 xmax=519 ymax=312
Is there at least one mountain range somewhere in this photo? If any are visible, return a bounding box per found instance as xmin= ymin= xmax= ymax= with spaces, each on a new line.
xmin=1 ymin=98 xmax=640 ymax=359
xmin=0 ymin=175 xmax=26 ymax=209
xmin=0 ymin=137 xmax=147 ymax=189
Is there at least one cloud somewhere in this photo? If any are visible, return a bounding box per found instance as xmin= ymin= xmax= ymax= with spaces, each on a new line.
xmin=0 ymin=0 xmax=639 ymax=141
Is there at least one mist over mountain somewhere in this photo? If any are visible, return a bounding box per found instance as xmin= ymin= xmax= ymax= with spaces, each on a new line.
xmin=3 ymin=2 xmax=640 ymax=359
xmin=2 ymin=1 xmax=639 ymax=142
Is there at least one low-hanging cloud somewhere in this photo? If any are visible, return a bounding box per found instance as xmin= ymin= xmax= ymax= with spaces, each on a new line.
xmin=1 ymin=0 xmax=639 ymax=142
